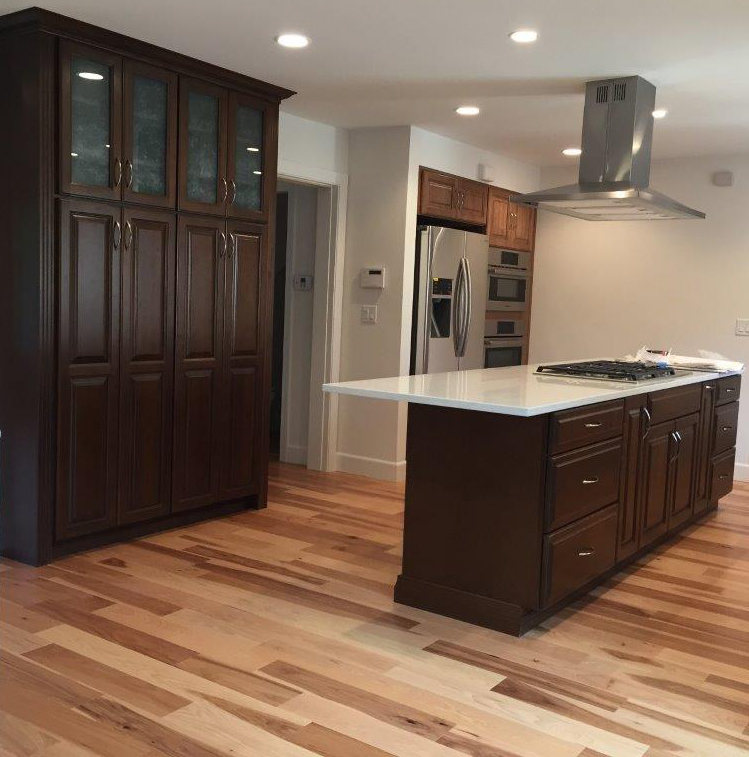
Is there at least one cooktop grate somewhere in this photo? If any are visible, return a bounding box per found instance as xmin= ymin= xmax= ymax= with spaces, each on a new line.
xmin=536 ymin=360 xmax=676 ymax=382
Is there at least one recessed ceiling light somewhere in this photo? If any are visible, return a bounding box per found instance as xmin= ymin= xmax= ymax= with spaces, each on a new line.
xmin=509 ymin=29 xmax=538 ymax=43
xmin=652 ymin=108 xmax=668 ymax=119
xmin=455 ymin=105 xmax=480 ymax=116
xmin=276 ymin=33 xmax=309 ymax=48
xmin=562 ymin=147 xmax=582 ymax=156
xmin=246 ymin=146 xmax=260 ymax=152
xmin=78 ymin=71 xmax=104 ymax=80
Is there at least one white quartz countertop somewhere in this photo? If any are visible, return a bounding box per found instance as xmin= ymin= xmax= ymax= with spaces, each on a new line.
xmin=323 ymin=363 xmax=741 ymax=417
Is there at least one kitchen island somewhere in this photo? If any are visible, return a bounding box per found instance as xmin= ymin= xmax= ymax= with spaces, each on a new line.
xmin=324 ymin=364 xmax=742 ymax=635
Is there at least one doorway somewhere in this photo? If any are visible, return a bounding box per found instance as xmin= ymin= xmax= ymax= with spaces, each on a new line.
xmin=270 ymin=180 xmax=319 ymax=465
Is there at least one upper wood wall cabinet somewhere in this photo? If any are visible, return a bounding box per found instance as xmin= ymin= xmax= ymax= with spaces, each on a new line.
xmin=419 ymin=168 xmax=488 ymax=225
xmin=0 ymin=7 xmax=293 ymax=565
xmin=60 ymin=41 xmax=178 ymax=207
xmin=179 ymin=81 xmax=272 ymax=220
xmin=487 ymin=187 xmax=536 ymax=252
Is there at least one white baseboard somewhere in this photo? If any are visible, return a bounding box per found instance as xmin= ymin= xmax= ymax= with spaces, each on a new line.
xmin=335 ymin=452 xmax=407 ymax=482
xmin=734 ymin=462 xmax=749 ymax=482
xmin=280 ymin=444 xmax=307 ymax=466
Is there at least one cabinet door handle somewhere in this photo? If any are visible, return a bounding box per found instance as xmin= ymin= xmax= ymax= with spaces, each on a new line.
xmin=584 ymin=422 xmax=602 ymax=428
xmin=719 ymin=474 xmax=730 ymax=480
xmin=227 ymin=233 xmax=234 ymax=259
xmin=219 ymin=231 xmax=226 ymax=258
xmin=220 ymin=177 xmax=228 ymax=203
xmin=124 ymin=159 xmax=133 ymax=188
xmin=113 ymin=158 xmax=122 ymax=188
xmin=669 ymin=431 xmax=680 ymax=462
xmin=582 ymin=477 xmax=599 ymax=485
xmin=641 ymin=406 xmax=651 ymax=440
xmin=124 ymin=221 xmax=132 ymax=250
xmin=705 ymin=384 xmax=714 ymax=391
xmin=577 ymin=548 xmax=595 ymax=558
xmin=721 ymin=425 xmax=734 ymax=432
xmin=228 ymin=179 xmax=236 ymax=205
xmin=113 ymin=221 xmax=121 ymax=249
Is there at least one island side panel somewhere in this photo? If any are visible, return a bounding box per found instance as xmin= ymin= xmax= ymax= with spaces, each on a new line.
xmin=396 ymin=403 xmax=548 ymax=630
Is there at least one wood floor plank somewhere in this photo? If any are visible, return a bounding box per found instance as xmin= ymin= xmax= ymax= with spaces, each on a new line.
xmin=1 ymin=465 xmax=747 ymax=757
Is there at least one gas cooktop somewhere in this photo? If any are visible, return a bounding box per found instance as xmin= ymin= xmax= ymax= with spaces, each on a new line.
xmin=536 ymin=360 xmax=677 ymax=383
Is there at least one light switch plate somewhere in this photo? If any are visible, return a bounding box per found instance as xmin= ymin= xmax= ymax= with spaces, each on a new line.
xmin=736 ymin=318 xmax=749 ymax=336
xmin=361 ymin=305 xmax=378 ymax=324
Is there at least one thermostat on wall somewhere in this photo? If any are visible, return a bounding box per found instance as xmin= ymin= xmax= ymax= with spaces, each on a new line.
xmin=360 ymin=266 xmax=386 ymax=289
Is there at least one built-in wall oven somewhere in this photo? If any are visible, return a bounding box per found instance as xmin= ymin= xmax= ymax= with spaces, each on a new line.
xmin=484 ymin=317 xmax=525 ymax=368
xmin=486 ymin=248 xmax=531 ymax=311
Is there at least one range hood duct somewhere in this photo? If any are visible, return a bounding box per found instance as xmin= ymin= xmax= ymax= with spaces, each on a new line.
xmin=511 ymin=76 xmax=705 ymax=221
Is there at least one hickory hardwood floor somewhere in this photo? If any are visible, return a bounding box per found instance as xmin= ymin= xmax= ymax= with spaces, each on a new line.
xmin=1 ymin=463 xmax=748 ymax=757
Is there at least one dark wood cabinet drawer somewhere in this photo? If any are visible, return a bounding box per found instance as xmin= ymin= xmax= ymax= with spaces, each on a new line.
xmin=712 ymin=402 xmax=739 ymax=455
xmin=715 ymin=375 xmax=741 ymax=406
xmin=542 ymin=505 xmax=617 ymax=607
xmin=647 ymin=383 xmax=701 ymax=425
xmin=549 ymin=401 xmax=624 ymax=454
xmin=546 ymin=440 xmax=622 ymax=531
xmin=710 ymin=449 xmax=735 ymax=503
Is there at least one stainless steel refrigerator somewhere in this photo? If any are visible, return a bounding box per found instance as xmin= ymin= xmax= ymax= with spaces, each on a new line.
xmin=411 ymin=225 xmax=489 ymax=374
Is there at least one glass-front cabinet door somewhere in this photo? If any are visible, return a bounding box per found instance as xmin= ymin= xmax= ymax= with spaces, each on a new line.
xmin=123 ymin=61 xmax=178 ymax=208
xmin=178 ymin=78 xmax=228 ymax=216
xmin=226 ymin=93 xmax=270 ymax=221
xmin=60 ymin=41 xmax=122 ymax=200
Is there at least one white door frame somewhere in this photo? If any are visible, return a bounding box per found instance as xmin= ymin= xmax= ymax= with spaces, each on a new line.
xmin=277 ymin=159 xmax=347 ymax=472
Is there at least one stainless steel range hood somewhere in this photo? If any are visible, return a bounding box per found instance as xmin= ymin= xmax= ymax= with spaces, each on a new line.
xmin=511 ymin=76 xmax=705 ymax=221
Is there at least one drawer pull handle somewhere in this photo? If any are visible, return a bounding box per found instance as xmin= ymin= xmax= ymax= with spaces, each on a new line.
xmin=584 ymin=422 xmax=603 ymax=428
xmin=577 ymin=548 xmax=595 ymax=557
xmin=719 ymin=474 xmax=730 ymax=480
xmin=721 ymin=425 xmax=734 ymax=432
xmin=725 ymin=387 xmax=736 ymax=393
xmin=582 ymin=477 xmax=599 ymax=485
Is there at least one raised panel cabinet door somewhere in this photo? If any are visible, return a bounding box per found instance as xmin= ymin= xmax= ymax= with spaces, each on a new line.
xmin=694 ymin=382 xmax=716 ymax=514
xmin=487 ymin=189 xmax=511 ymax=246
xmin=173 ymin=216 xmax=226 ymax=511
xmin=457 ymin=180 xmax=488 ymax=225
xmin=220 ymin=221 xmax=266 ymax=498
xmin=59 ymin=41 xmax=122 ymax=201
xmin=419 ymin=169 xmax=457 ymax=219
xmin=226 ymin=92 xmax=275 ymax=221
xmin=57 ymin=200 xmax=121 ymax=540
xmin=638 ymin=420 xmax=675 ymax=548
xmin=123 ymin=60 xmax=178 ymax=208
xmin=617 ymin=396 xmax=646 ymax=561
xmin=510 ymin=202 xmax=536 ymax=252
xmin=669 ymin=412 xmax=699 ymax=530
xmin=119 ymin=209 xmax=176 ymax=524
xmin=178 ymin=78 xmax=228 ymax=216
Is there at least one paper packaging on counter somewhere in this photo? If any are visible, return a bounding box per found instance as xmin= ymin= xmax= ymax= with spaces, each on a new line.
xmin=627 ymin=346 xmax=744 ymax=373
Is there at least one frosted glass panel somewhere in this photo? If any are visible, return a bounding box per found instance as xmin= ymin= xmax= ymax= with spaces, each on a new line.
xmin=132 ymin=76 xmax=167 ymax=196
xmin=233 ymin=105 xmax=263 ymax=210
xmin=186 ymin=91 xmax=219 ymax=204
xmin=71 ymin=57 xmax=111 ymax=187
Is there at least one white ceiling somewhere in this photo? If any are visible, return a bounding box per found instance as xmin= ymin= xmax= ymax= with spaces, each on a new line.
xmin=5 ymin=0 xmax=749 ymax=167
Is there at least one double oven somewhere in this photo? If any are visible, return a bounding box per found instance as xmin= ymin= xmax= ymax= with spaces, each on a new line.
xmin=484 ymin=248 xmax=529 ymax=368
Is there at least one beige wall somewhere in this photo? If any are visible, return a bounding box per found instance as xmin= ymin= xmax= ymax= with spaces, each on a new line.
xmin=530 ymin=154 xmax=749 ymax=480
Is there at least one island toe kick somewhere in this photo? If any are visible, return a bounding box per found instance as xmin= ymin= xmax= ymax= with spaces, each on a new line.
xmin=394 ymin=374 xmax=741 ymax=635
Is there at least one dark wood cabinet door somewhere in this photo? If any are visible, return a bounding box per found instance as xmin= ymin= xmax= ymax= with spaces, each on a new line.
xmin=57 ymin=200 xmax=121 ymax=540
xmin=617 ymin=395 xmax=646 ymax=560
xmin=419 ymin=169 xmax=457 ymax=219
xmin=173 ymin=216 xmax=226 ymax=511
xmin=226 ymin=92 xmax=274 ymax=221
xmin=118 ymin=208 xmax=176 ymax=524
xmin=694 ymin=382 xmax=717 ymax=515
xmin=59 ymin=41 xmax=122 ymax=201
xmin=669 ymin=412 xmax=699 ymax=530
xmin=220 ymin=221 xmax=266 ymax=498
xmin=123 ymin=60 xmax=178 ymax=208
xmin=487 ymin=189 xmax=511 ymax=247
xmin=510 ymin=202 xmax=536 ymax=252
xmin=457 ymin=179 xmax=488 ymax=225
xmin=638 ymin=420 xmax=674 ymax=548
xmin=178 ymin=78 xmax=228 ymax=216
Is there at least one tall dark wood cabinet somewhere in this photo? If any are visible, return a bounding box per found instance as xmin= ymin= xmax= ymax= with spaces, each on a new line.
xmin=0 ymin=8 xmax=293 ymax=564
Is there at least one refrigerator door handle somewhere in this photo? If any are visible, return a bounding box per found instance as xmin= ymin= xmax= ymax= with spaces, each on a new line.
xmin=461 ymin=256 xmax=472 ymax=358
xmin=453 ymin=257 xmax=471 ymax=360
